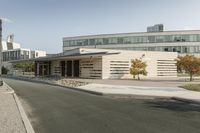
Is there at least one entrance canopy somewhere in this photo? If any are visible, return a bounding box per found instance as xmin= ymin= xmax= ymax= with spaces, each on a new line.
xmin=9 ymin=50 xmax=120 ymax=63
xmin=9 ymin=48 xmax=120 ymax=78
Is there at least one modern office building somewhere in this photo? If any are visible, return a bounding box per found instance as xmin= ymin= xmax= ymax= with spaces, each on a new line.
xmin=3 ymin=48 xmax=31 ymax=61
xmin=28 ymin=48 xmax=177 ymax=79
xmin=3 ymin=48 xmax=46 ymax=62
xmin=2 ymin=37 xmax=46 ymax=62
xmin=63 ymin=28 xmax=200 ymax=56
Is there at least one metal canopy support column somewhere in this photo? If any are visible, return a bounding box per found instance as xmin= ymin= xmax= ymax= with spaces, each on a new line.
xmin=72 ymin=60 xmax=74 ymax=78
xmin=36 ymin=62 xmax=39 ymax=77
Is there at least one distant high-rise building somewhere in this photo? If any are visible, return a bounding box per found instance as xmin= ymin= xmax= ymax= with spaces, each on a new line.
xmin=147 ymin=24 xmax=164 ymax=32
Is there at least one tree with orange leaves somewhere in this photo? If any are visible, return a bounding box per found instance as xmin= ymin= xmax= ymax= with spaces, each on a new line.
xmin=176 ymin=55 xmax=200 ymax=81
xmin=130 ymin=59 xmax=147 ymax=80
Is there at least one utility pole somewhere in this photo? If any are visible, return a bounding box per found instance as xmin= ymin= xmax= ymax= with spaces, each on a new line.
xmin=0 ymin=19 xmax=3 ymax=85
xmin=0 ymin=19 xmax=2 ymax=76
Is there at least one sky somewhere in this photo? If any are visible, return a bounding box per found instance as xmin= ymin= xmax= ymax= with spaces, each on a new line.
xmin=1 ymin=0 xmax=200 ymax=53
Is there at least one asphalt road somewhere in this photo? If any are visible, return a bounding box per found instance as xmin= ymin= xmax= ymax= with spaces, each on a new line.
xmin=4 ymin=78 xmax=200 ymax=133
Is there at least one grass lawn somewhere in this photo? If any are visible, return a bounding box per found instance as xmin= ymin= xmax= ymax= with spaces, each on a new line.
xmin=181 ymin=84 xmax=200 ymax=92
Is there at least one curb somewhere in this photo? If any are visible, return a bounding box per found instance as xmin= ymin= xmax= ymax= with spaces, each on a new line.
xmin=3 ymin=82 xmax=15 ymax=94
xmin=104 ymin=93 xmax=200 ymax=104
xmin=4 ymin=76 xmax=200 ymax=104
xmin=4 ymin=82 xmax=35 ymax=133
xmin=172 ymin=97 xmax=200 ymax=104
xmin=3 ymin=76 xmax=103 ymax=96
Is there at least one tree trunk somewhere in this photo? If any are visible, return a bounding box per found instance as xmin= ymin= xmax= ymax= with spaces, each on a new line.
xmin=189 ymin=73 xmax=193 ymax=81
xmin=138 ymin=74 xmax=140 ymax=80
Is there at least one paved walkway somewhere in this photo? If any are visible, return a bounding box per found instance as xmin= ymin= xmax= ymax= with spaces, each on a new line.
xmin=0 ymin=84 xmax=26 ymax=133
xmin=78 ymin=84 xmax=200 ymax=103
xmin=68 ymin=78 xmax=200 ymax=87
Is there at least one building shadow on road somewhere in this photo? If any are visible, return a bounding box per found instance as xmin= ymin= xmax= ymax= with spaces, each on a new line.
xmin=145 ymin=99 xmax=200 ymax=112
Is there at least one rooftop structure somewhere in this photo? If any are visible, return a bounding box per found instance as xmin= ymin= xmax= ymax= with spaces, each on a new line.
xmin=147 ymin=24 xmax=164 ymax=32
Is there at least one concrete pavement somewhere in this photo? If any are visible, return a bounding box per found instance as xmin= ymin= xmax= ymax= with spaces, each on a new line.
xmin=0 ymin=83 xmax=26 ymax=133
xmin=0 ymin=82 xmax=35 ymax=133
xmin=78 ymin=84 xmax=200 ymax=103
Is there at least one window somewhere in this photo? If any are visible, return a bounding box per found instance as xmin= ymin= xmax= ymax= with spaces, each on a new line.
xmin=173 ymin=35 xmax=182 ymax=42
xmin=63 ymin=41 xmax=70 ymax=46
xmin=95 ymin=39 xmax=103 ymax=45
xmin=124 ymin=37 xmax=131 ymax=44
xmin=182 ymin=46 xmax=188 ymax=53
xmin=117 ymin=37 xmax=124 ymax=44
xmin=156 ymin=36 xmax=164 ymax=43
xmin=103 ymin=38 xmax=109 ymax=44
xmin=164 ymin=48 xmax=169 ymax=52
xmin=89 ymin=39 xmax=95 ymax=45
xmin=76 ymin=40 xmax=83 ymax=46
xmin=83 ymin=39 xmax=88 ymax=45
xmin=164 ymin=35 xmax=173 ymax=42
xmin=148 ymin=36 xmax=155 ymax=43
xmin=108 ymin=38 xmax=117 ymax=44
xmin=69 ymin=40 xmax=75 ymax=46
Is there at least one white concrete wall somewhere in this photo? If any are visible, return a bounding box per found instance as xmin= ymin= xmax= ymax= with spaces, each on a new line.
xmin=2 ymin=41 xmax=7 ymax=51
xmin=36 ymin=48 xmax=177 ymax=79
xmin=12 ymin=42 xmax=21 ymax=49
xmin=51 ymin=60 xmax=60 ymax=76
xmin=34 ymin=50 xmax=46 ymax=58
xmin=102 ymin=50 xmax=177 ymax=79
xmin=79 ymin=57 xmax=102 ymax=79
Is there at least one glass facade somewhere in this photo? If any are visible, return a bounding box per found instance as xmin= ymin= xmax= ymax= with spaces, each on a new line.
xmin=63 ymin=33 xmax=200 ymax=54
xmin=63 ymin=34 xmax=200 ymax=47
xmin=109 ymin=46 xmax=200 ymax=54
xmin=3 ymin=50 xmax=30 ymax=61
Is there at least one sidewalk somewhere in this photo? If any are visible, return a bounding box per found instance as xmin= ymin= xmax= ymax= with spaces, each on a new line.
xmin=0 ymin=83 xmax=34 ymax=133
xmin=78 ymin=84 xmax=200 ymax=104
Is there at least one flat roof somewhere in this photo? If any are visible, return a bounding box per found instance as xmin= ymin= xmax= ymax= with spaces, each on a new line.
xmin=63 ymin=30 xmax=200 ymax=40
xmin=9 ymin=51 xmax=120 ymax=63
xmin=3 ymin=48 xmax=30 ymax=52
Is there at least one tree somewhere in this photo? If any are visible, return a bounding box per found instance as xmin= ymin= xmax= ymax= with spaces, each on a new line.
xmin=176 ymin=55 xmax=200 ymax=81
xmin=14 ymin=62 xmax=35 ymax=75
xmin=130 ymin=59 xmax=147 ymax=80
xmin=1 ymin=66 xmax=9 ymax=75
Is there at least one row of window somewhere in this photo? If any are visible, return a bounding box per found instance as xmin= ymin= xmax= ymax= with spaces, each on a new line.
xmin=63 ymin=34 xmax=200 ymax=47
xmin=110 ymin=46 xmax=200 ymax=53
xmin=3 ymin=50 xmax=30 ymax=61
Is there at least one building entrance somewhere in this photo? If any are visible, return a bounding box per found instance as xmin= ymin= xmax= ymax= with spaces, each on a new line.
xmin=73 ymin=60 xmax=79 ymax=77
xmin=66 ymin=61 xmax=72 ymax=77
xmin=61 ymin=61 xmax=65 ymax=77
